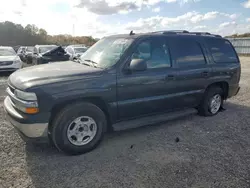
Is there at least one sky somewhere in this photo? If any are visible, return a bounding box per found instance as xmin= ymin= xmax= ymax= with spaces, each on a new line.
xmin=0 ymin=0 xmax=250 ymax=38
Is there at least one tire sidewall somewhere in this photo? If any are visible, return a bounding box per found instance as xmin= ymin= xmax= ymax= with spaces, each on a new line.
xmin=205 ymin=87 xmax=223 ymax=116
xmin=52 ymin=103 xmax=106 ymax=155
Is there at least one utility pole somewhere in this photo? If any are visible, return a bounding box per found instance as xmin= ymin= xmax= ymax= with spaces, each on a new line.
xmin=73 ymin=23 xmax=75 ymax=37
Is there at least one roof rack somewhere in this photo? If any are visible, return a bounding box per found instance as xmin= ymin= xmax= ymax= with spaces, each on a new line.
xmin=151 ymin=30 xmax=222 ymax=38
xmin=152 ymin=30 xmax=189 ymax=34
xmin=189 ymin=32 xmax=222 ymax=38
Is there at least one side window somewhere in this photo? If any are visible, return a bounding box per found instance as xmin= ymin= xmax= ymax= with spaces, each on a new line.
xmin=170 ymin=39 xmax=206 ymax=67
xmin=206 ymin=38 xmax=238 ymax=63
xmin=131 ymin=39 xmax=171 ymax=69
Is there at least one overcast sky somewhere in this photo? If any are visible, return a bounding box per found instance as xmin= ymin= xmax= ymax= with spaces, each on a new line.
xmin=1 ymin=0 xmax=250 ymax=37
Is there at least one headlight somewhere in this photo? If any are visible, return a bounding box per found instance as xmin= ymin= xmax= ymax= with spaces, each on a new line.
xmin=13 ymin=60 xmax=21 ymax=64
xmin=14 ymin=89 xmax=37 ymax=101
xmin=13 ymin=57 xmax=22 ymax=64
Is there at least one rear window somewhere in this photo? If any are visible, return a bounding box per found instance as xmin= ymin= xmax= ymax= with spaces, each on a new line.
xmin=206 ymin=38 xmax=238 ymax=63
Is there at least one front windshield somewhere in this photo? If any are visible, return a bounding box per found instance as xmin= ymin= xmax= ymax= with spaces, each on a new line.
xmin=0 ymin=48 xmax=16 ymax=56
xmin=74 ymin=47 xmax=87 ymax=54
xmin=80 ymin=37 xmax=133 ymax=69
xmin=39 ymin=46 xmax=57 ymax=53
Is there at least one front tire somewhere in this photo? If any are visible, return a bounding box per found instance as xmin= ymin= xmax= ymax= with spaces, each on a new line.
xmin=51 ymin=102 xmax=107 ymax=155
xmin=198 ymin=87 xmax=223 ymax=116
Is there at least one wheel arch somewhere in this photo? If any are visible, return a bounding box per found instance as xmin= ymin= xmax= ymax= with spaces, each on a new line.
xmin=206 ymin=81 xmax=229 ymax=99
xmin=48 ymin=97 xmax=113 ymax=134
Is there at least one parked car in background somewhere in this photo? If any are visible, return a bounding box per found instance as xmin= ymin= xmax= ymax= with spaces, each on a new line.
xmin=17 ymin=46 xmax=34 ymax=63
xmin=25 ymin=46 xmax=35 ymax=64
xmin=0 ymin=46 xmax=22 ymax=71
xmin=17 ymin=46 xmax=26 ymax=62
xmin=65 ymin=45 xmax=88 ymax=61
xmin=4 ymin=31 xmax=240 ymax=155
xmin=32 ymin=45 xmax=70 ymax=65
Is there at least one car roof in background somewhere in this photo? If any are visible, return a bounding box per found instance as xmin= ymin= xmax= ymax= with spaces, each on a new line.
xmin=0 ymin=46 xmax=15 ymax=49
xmin=68 ymin=44 xmax=87 ymax=48
xmin=35 ymin=45 xmax=58 ymax=48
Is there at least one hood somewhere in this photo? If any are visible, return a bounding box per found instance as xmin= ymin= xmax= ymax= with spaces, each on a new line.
xmin=42 ymin=46 xmax=65 ymax=56
xmin=8 ymin=61 xmax=103 ymax=90
xmin=0 ymin=56 xmax=17 ymax=61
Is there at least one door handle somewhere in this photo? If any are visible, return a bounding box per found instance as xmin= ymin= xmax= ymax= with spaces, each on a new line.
xmin=202 ymin=71 xmax=209 ymax=77
xmin=165 ymin=75 xmax=175 ymax=81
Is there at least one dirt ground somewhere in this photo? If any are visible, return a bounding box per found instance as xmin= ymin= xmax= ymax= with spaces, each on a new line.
xmin=0 ymin=57 xmax=250 ymax=188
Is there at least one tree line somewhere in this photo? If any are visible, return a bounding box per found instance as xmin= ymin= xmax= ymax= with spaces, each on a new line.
xmin=226 ymin=33 xmax=250 ymax=38
xmin=0 ymin=21 xmax=98 ymax=49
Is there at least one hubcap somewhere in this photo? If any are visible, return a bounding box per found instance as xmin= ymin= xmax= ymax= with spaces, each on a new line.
xmin=209 ymin=94 xmax=222 ymax=114
xmin=67 ymin=116 xmax=97 ymax=146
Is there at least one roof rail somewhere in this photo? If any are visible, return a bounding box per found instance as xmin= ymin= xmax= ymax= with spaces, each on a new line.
xmin=189 ymin=32 xmax=211 ymax=35
xmin=164 ymin=30 xmax=189 ymax=33
xmin=151 ymin=30 xmax=222 ymax=38
xmin=152 ymin=30 xmax=189 ymax=34
xmin=189 ymin=32 xmax=222 ymax=38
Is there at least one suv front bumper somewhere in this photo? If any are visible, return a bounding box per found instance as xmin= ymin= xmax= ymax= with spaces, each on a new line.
xmin=4 ymin=96 xmax=49 ymax=142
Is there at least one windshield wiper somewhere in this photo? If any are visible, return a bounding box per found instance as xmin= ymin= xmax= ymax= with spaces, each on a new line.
xmin=83 ymin=59 xmax=101 ymax=68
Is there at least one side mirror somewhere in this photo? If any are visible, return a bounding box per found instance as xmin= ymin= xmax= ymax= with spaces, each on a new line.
xmin=129 ymin=59 xmax=147 ymax=72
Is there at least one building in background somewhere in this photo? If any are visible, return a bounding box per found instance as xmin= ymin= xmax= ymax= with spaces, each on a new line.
xmin=227 ymin=38 xmax=250 ymax=56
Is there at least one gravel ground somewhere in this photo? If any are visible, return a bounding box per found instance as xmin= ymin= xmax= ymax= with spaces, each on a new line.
xmin=1 ymin=58 xmax=250 ymax=188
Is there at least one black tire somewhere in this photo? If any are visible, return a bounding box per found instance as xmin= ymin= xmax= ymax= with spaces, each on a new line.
xmin=198 ymin=86 xmax=223 ymax=117
xmin=51 ymin=102 xmax=107 ymax=155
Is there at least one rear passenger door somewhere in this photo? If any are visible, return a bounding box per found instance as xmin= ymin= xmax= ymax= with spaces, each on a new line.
xmin=168 ymin=37 xmax=211 ymax=108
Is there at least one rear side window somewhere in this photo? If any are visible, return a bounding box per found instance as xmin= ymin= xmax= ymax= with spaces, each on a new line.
xmin=169 ymin=38 xmax=206 ymax=67
xmin=206 ymin=38 xmax=238 ymax=63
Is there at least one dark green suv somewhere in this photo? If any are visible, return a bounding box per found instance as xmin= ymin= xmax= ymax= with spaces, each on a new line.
xmin=4 ymin=31 xmax=241 ymax=155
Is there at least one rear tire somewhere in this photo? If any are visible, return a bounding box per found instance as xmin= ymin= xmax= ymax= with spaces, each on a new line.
xmin=198 ymin=86 xmax=223 ymax=117
xmin=51 ymin=102 xmax=107 ymax=155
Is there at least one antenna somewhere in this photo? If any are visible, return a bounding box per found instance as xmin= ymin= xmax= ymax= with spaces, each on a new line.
xmin=129 ymin=30 xmax=135 ymax=35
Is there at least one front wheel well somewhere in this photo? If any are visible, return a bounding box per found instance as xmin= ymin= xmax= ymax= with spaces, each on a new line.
xmin=206 ymin=82 xmax=229 ymax=99
xmin=48 ymin=97 xmax=112 ymax=133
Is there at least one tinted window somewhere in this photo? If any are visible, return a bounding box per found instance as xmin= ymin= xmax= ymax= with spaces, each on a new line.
xmin=206 ymin=38 xmax=238 ymax=63
xmin=131 ymin=38 xmax=171 ymax=69
xmin=169 ymin=39 xmax=206 ymax=67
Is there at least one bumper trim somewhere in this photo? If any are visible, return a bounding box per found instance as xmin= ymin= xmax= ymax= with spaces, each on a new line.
xmin=7 ymin=114 xmax=48 ymax=138
xmin=4 ymin=96 xmax=48 ymax=139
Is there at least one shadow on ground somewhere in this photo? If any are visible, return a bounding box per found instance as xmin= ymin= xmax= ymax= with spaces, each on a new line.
xmin=25 ymin=102 xmax=250 ymax=188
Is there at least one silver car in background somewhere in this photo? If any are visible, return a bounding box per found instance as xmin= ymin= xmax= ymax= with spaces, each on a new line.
xmin=0 ymin=46 xmax=22 ymax=71
xmin=65 ymin=45 xmax=88 ymax=61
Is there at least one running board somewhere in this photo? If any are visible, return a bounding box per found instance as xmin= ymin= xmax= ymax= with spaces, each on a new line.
xmin=112 ymin=108 xmax=197 ymax=131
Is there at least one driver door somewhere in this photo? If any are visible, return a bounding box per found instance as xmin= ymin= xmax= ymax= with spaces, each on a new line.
xmin=117 ymin=36 xmax=179 ymax=120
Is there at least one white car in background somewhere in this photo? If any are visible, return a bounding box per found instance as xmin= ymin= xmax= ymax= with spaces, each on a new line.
xmin=65 ymin=45 xmax=88 ymax=61
xmin=0 ymin=46 xmax=22 ymax=72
